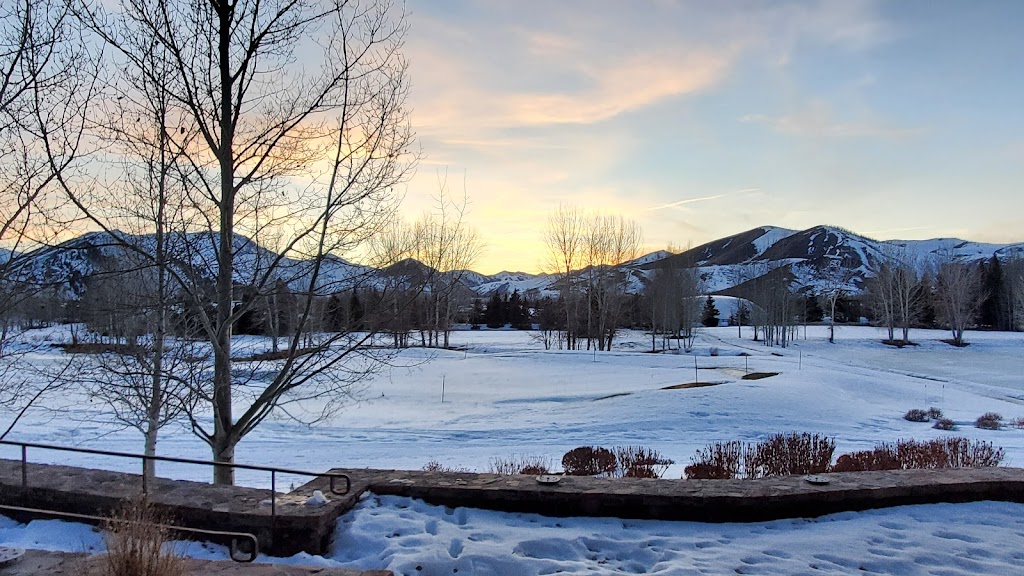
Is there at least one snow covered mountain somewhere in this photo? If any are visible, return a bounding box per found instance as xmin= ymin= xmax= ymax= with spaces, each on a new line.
xmin=12 ymin=230 xmax=374 ymax=299
xmin=7 ymin=225 xmax=1022 ymax=300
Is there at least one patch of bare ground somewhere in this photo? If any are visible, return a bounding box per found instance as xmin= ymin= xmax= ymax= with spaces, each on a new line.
xmin=741 ymin=372 xmax=778 ymax=380
xmin=661 ymin=381 xmax=727 ymax=390
xmin=881 ymin=339 xmax=919 ymax=348
xmin=56 ymin=342 xmax=137 ymax=355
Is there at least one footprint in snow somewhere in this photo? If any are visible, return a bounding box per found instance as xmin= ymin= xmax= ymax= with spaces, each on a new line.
xmin=448 ymin=538 xmax=463 ymax=558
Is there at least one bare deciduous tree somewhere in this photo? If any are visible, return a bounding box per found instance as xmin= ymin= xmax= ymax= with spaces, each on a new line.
xmin=544 ymin=208 xmax=642 ymax=352
xmin=71 ymin=0 xmax=415 ymax=484
xmin=585 ymin=214 xmax=642 ymax=351
xmin=816 ymin=257 xmax=853 ymax=344
xmin=543 ymin=205 xmax=585 ymax=350
xmin=0 ymin=0 xmax=94 ymax=437
xmin=934 ymin=259 xmax=983 ymax=346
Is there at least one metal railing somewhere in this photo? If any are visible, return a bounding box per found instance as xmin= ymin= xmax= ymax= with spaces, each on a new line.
xmin=0 ymin=504 xmax=260 ymax=562
xmin=0 ymin=439 xmax=351 ymax=554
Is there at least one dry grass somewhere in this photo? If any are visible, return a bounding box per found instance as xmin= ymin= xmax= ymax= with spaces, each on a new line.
xmin=103 ymin=499 xmax=185 ymax=576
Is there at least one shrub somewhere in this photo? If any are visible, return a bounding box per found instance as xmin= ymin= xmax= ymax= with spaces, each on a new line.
xmin=831 ymin=438 xmax=1003 ymax=472
xmin=709 ymin=347 xmax=719 ymax=357
xmin=684 ymin=441 xmax=743 ymax=479
xmin=488 ymin=455 xmax=552 ymax=475
xmin=613 ymin=446 xmax=673 ymax=479
xmin=1012 ymin=417 xmax=1024 ymax=430
xmin=904 ymin=409 xmax=929 ymax=422
xmin=561 ymin=446 xmax=617 ymax=477
xmin=832 ymin=450 xmax=900 ymax=473
xmin=744 ymin=432 xmax=834 ymax=478
xmin=933 ymin=418 xmax=956 ymax=431
xmin=103 ymin=499 xmax=185 ymax=576
xmin=685 ymin=433 xmax=835 ymax=479
xmin=927 ymin=407 xmax=944 ymax=420
xmin=975 ymin=412 xmax=1003 ymax=430
xmin=422 ymin=461 xmax=468 ymax=473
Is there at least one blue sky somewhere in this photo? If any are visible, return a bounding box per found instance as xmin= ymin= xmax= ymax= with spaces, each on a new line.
xmin=398 ymin=0 xmax=1024 ymax=273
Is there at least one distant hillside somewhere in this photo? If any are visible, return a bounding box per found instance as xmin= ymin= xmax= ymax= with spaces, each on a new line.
xmin=6 ymin=225 xmax=1022 ymax=300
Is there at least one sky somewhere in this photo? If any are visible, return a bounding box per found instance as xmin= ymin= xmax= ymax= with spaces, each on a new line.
xmin=395 ymin=0 xmax=1024 ymax=274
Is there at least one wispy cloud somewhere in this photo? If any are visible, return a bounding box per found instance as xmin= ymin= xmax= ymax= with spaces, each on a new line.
xmin=644 ymin=188 xmax=759 ymax=212
xmin=739 ymin=105 xmax=918 ymax=139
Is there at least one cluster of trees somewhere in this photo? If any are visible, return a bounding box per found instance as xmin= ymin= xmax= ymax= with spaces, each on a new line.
xmin=543 ymin=206 xmax=643 ymax=351
xmin=867 ymin=252 xmax=1024 ymax=346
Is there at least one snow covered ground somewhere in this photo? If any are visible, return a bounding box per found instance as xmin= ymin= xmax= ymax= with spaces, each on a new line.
xmin=2 ymin=325 xmax=1024 ymax=574
xmin=5 ymin=497 xmax=1024 ymax=575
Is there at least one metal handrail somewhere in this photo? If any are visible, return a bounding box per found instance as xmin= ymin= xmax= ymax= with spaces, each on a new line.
xmin=0 ymin=504 xmax=260 ymax=562
xmin=0 ymin=439 xmax=351 ymax=550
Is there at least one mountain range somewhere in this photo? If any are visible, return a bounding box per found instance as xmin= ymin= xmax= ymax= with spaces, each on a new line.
xmin=9 ymin=226 xmax=1024 ymax=300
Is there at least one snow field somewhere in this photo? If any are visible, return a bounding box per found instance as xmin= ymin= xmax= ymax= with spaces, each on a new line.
xmin=2 ymin=324 xmax=1024 ymax=574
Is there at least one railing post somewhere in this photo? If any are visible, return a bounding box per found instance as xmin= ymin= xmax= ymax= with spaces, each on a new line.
xmin=20 ymin=445 xmax=26 ymax=487
xmin=270 ymin=470 xmax=276 ymax=549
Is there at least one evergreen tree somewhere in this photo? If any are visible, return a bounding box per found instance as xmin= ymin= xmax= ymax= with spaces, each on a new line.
xmin=325 ymin=293 xmax=345 ymax=332
xmin=804 ymin=294 xmax=824 ymax=323
xmin=980 ymin=255 xmax=1005 ymax=329
xmin=484 ymin=292 xmax=504 ymax=328
xmin=470 ymin=298 xmax=485 ymax=327
xmin=509 ymin=290 xmax=531 ymax=329
xmin=348 ymin=289 xmax=365 ymax=330
xmin=701 ymin=295 xmax=720 ymax=327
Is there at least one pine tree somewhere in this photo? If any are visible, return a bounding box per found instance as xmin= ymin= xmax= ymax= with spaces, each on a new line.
xmin=484 ymin=293 xmax=504 ymax=328
xmin=470 ymin=298 xmax=485 ymax=327
xmin=325 ymin=293 xmax=345 ymax=332
xmin=348 ymin=289 xmax=365 ymax=331
xmin=701 ymin=295 xmax=720 ymax=327
xmin=980 ymin=255 xmax=1004 ymax=329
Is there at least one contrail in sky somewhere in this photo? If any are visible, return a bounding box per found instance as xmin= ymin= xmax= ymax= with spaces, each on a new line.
xmin=644 ymin=188 xmax=759 ymax=212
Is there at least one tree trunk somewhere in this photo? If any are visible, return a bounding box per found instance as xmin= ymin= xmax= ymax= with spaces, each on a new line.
xmin=212 ymin=1 xmax=236 ymax=485
xmin=212 ymin=435 xmax=235 ymax=485
xmin=143 ymin=417 xmax=158 ymax=482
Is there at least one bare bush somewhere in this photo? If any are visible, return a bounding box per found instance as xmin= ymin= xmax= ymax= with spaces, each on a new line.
xmin=614 ymin=446 xmax=674 ymax=479
xmin=976 ymin=413 xmax=1003 ymax=430
xmin=103 ymin=499 xmax=184 ymax=576
xmin=685 ymin=433 xmax=834 ymax=479
xmin=832 ymin=450 xmax=900 ymax=473
xmin=421 ymin=461 xmax=468 ymax=473
xmin=904 ymin=409 xmax=929 ymax=423
xmin=832 ymin=438 xmax=1003 ymax=472
xmin=561 ymin=446 xmax=617 ymax=477
xmin=1011 ymin=417 xmax=1024 ymax=430
xmin=684 ymin=441 xmax=743 ymax=480
xmin=933 ymin=418 xmax=956 ymax=431
xmin=744 ymin=432 xmax=835 ymax=478
xmin=927 ymin=407 xmax=944 ymax=420
xmin=487 ymin=455 xmax=552 ymax=476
